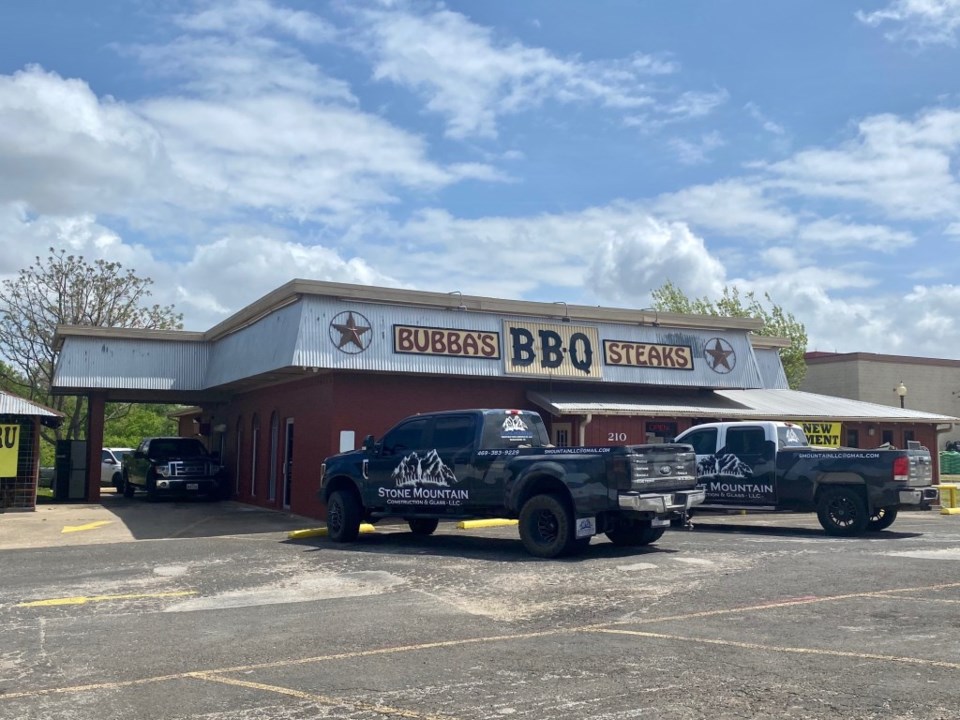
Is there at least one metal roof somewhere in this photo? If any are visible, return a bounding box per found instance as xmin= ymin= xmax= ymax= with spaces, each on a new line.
xmin=528 ymin=388 xmax=959 ymax=424
xmin=0 ymin=390 xmax=63 ymax=425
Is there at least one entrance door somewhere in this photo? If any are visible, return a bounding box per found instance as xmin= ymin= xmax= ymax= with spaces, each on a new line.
xmin=551 ymin=422 xmax=572 ymax=447
xmin=282 ymin=419 xmax=294 ymax=509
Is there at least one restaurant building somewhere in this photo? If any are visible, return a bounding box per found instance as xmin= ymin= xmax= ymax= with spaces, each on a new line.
xmin=52 ymin=281 xmax=957 ymax=518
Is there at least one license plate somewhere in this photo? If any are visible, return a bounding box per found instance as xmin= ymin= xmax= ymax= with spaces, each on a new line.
xmin=652 ymin=518 xmax=670 ymax=528
xmin=186 ymin=483 xmax=199 ymax=490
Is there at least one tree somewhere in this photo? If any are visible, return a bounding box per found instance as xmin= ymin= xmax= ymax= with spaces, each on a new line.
xmin=0 ymin=248 xmax=183 ymax=450
xmin=651 ymin=280 xmax=808 ymax=389
xmin=104 ymin=403 xmax=178 ymax=448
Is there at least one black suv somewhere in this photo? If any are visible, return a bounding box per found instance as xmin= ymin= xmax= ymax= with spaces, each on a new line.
xmin=122 ymin=437 xmax=225 ymax=501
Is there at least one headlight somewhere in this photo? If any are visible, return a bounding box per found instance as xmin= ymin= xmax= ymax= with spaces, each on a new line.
xmin=155 ymin=465 xmax=171 ymax=478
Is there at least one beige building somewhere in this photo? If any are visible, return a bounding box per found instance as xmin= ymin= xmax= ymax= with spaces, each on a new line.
xmin=802 ymin=352 xmax=960 ymax=450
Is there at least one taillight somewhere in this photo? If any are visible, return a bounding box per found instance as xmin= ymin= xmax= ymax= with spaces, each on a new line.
xmin=893 ymin=456 xmax=909 ymax=482
xmin=611 ymin=456 xmax=630 ymax=489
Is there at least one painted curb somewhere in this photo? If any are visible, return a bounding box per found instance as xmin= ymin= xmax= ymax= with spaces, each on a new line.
xmin=457 ymin=518 xmax=518 ymax=529
xmin=287 ymin=524 xmax=376 ymax=539
xmin=940 ymin=507 xmax=960 ymax=515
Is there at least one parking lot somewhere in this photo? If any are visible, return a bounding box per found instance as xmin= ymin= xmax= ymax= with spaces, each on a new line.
xmin=2 ymin=497 xmax=960 ymax=719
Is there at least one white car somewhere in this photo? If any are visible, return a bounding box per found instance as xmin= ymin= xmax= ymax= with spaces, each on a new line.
xmin=101 ymin=447 xmax=134 ymax=489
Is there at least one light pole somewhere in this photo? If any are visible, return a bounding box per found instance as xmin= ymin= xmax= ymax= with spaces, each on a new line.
xmin=896 ymin=381 xmax=907 ymax=409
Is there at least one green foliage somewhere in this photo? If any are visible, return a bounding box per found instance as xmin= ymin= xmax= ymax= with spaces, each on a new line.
xmin=0 ymin=248 xmax=183 ymax=453
xmin=651 ymin=280 xmax=808 ymax=389
xmin=103 ymin=403 xmax=178 ymax=448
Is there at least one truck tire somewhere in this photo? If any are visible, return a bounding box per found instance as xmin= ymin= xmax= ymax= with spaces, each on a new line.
xmin=605 ymin=522 xmax=665 ymax=547
xmin=122 ymin=474 xmax=135 ymax=498
xmin=817 ymin=487 xmax=868 ymax=536
xmin=519 ymin=493 xmax=574 ymax=559
xmin=867 ymin=506 xmax=898 ymax=532
xmin=327 ymin=489 xmax=362 ymax=543
xmin=407 ymin=518 xmax=439 ymax=536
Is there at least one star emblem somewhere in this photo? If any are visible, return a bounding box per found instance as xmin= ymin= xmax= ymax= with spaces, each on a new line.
xmin=704 ymin=337 xmax=736 ymax=374
xmin=330 ymin=311 xmax=372 ymax=354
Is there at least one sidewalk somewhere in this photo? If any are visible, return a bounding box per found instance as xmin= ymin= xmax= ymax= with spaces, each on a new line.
xmin=0 ymin=494 xmax=315 ymax=551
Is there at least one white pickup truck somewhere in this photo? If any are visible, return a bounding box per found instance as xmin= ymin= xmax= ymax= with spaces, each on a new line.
xmin=673 ymin=421 xmax=937 ymax=535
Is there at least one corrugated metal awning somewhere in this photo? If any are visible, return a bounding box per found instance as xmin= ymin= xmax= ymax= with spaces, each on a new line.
xmin=528 ymin=388 xmax=960 ymax=424
xmin=0 ymin=391 xmax=64 ymax=427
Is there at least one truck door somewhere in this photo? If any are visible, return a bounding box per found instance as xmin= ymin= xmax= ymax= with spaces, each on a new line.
xmin=716 ymin=426 xmax=777 ymax=506
xmin=677 ymin=427 xmax=719 ymax=501
xmin=428 ymin=414 xmax=483 ymax=510
xmin=364 ymin=417 xmax=430 ymax=509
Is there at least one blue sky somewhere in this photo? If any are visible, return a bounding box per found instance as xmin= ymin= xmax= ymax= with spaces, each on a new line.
xmin=2 ymin=0 xmax=960 ymax=357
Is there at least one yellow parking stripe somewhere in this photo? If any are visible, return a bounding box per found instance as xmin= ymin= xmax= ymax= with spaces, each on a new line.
xmin=61 ymin=521 xmax=112 ymax=534
xmin=189 ymin=672 xmax=456 ymax=720
xmin=17 ymin=591 xmax=196 ymax=607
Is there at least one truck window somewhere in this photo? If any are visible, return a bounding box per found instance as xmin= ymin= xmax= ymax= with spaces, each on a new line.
xmin=725 ymin=427 xmax=765 ymax=455
xmin=480 ymin=412 xmax=550 ymax=449
xmin=380 ymin=418 xmax=429 ymax=457
xmin=777 ymin=426 xmax=808 ymax=447
xmin=432 ymin=415 xmax=476 ymax=452
xmin=683 ymin=428 xmax=718 ymax=455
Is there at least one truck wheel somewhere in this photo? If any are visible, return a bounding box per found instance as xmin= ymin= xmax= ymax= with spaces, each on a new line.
xmin=122 ymin=473 xmax=135 ymax=498
xmin=327 ymin=489 xmax=362 ymax=542
xmin=111 ymin=472 xmax=123 ymax=491
xmin=817 ymin=487 xmax=868 ymax=536
xmin=407 ymin=518 xmax=439 ymax=536
xmin=605 ymin=523 xmax=665 ymax=547
xmin=519 ymin=494 xmax=574 ymax=559
xmin=867 ymin=506 xmax=898 ymax=532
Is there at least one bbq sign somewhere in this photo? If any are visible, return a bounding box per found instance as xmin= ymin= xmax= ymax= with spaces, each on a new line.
xmin=503 ymin=321 xmax=600 ymax=378
xmin=394 ymin=325 xmax=500 ymax=359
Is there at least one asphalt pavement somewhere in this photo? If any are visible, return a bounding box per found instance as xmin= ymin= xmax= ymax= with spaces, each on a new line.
xmin=2 ymin=496 xmax=960 ymax=719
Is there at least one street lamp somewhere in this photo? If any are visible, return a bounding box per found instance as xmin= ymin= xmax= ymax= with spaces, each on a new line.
xmin=896 ymin=381 xmax=907 ymax=409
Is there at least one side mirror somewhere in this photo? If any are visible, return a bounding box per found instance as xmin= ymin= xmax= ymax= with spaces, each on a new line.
xmin=362 ymin=434 xmax=376 ymax=452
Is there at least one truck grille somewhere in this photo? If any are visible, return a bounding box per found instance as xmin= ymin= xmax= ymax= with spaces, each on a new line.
xmin=169 ymin=460 xmax=208 ymax=477
xmin=627 ymin=450 xmax=697 ymax=492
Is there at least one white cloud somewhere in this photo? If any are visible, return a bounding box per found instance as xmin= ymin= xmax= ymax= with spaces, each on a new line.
xmin=585 ymin=218 xmax=727 ymax=305
xmin=745 ymin=102 xmax=785 ymax=135
xmin=356 ymin=205 xmax=727 ymax=309
xmin=174 ymin=0 xmax=335 ymax=43
xmin=797 ymin=218 xmax=915 ymax=252
xmin=172 ymin=235 xmax=399 ymax=328
xmin=761 ymin=109 xmax=960 ymax=220
xmin=857 ymin=0 xmax=960 ymax=45
xmin=0 ymin=66 xmax=165 ymax=216
xmin=669 ymin=131 xmax=725 ymax=165
xmin=352 ymin=3 xmax=709 ymax=138
xmin=651 ymin=181 xmax=797 ymax=238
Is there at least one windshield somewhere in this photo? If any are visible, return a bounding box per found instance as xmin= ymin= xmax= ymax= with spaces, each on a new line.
xmin=150 ymin=438 xmax=209 ymax=458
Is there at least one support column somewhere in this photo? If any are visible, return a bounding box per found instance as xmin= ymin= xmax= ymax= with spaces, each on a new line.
xmin=86 ymin=392 xmax=106 ymax=502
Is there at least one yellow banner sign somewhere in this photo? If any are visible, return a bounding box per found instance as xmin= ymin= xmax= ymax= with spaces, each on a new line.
xmin=503 ymin=321 xmax=601 ymax=378
xmin=603 ymin=340 xmax=694 ymax=370
xmin=394 ymin=325 xmax=500 ymax=358
xmin=796 ymin=421 xmax=842 ymax=447
xmin=0 ymin=424 xmax=20 ymax=477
